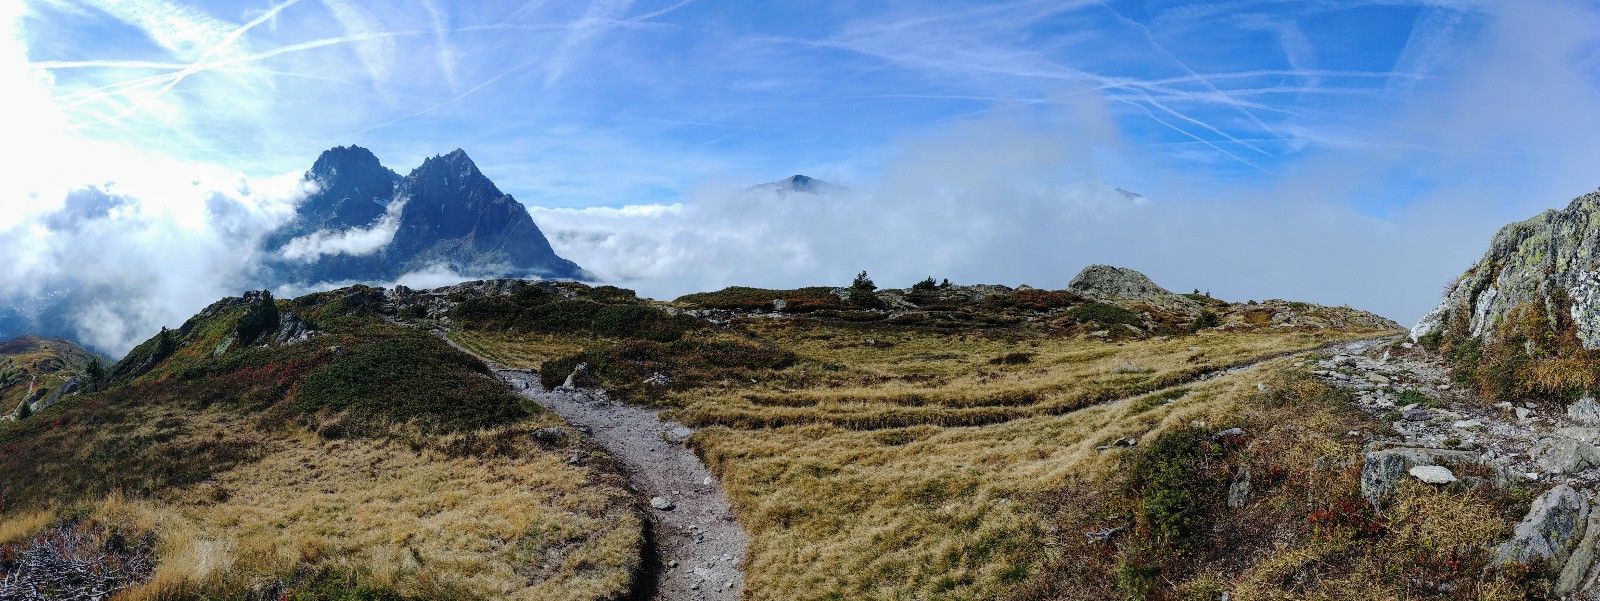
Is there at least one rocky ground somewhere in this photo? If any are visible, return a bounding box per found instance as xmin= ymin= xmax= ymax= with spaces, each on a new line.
xmin=493 ymin=366 xmax=748 ymax=601
xmin=1310 ymin=341 xmax=1600 ymax=597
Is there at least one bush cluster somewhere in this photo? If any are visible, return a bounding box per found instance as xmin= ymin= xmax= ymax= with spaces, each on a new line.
xmin=1065 ymin=302 xmax=1141 ymax=327
xmin=452 ymin=290 xmax=699 ymax=342
xmin=295 ymin=330 xmax=528 ymax=433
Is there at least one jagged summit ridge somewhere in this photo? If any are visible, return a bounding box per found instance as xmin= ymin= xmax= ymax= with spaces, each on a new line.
xmin=265 ymin=145 xmax=401 ymax=250
xmin=1413 ymin=189 xmax=1600 ymax=347
xmin=263 ymin=146 xmax=587 ymax=286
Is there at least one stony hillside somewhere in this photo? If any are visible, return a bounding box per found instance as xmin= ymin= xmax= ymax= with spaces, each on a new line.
xmin=1 ymin=266 xmax=1471 ymax=600
xmin=0 ymin=334 xmax=107 ymax=420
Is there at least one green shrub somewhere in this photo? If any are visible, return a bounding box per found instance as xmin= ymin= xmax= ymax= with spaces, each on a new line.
xmin=235 ymin=292 xmax=280 ymax=344
xmin=1125 ymin=424 xmax=1232 ymax=550
xmin=295 ymin=330 xmax=528 ymax=433
xmin=912 ymin=277 xmax=938 ymax=292
xmin=675 ymin=286 xmax=845 ymax=312
xmin=848 ymin=289 xmax=884 ymax=309
xmin=852 ymin=270 xmax=876 ymax=292
xmin=1066 ymin=303 xmax=1140 ymax=327
xmin=989 ymin=352 xmax=1034 ymax=365
xmin=591 ymin=304 xmax=697 ymax=342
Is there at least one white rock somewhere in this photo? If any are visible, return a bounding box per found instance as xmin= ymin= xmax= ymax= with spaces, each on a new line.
xmin=650 ymin=496 xmax=675 ymax=510
xmin=1409 ymin=465 xmax=1458 ymax=484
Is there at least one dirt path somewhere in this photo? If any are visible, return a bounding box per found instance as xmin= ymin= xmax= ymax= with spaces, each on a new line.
xmin=494 ymin=368 xmax=748 ymax=600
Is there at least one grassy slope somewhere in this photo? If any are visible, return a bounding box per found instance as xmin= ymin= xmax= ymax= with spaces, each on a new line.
xmin=0 ymin=288 xmax=642 ymax=600
xmin=454 ymin=282 xmax=1410 ymax=600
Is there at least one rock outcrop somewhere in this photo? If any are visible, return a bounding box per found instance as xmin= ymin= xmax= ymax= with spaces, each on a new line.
xmin=1496 ymin=484 xmax=1588 ymax=569
xmin=1069 ymin=265 xmax=1186 ymax=305
xmin=1068 ymin=265 xmax=1203 ymax=318
xmin=1412 ymin=189 xmax=1600 ymax=347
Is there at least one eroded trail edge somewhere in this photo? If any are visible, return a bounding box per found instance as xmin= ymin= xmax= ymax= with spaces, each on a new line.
xmin=491 ymin=366 xmax=748 ymax=601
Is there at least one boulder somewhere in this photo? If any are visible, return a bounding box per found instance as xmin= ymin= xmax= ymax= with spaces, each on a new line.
xmin=1068 ymin=265 xmax=1179 ymax=302
xmin=1558 ymin=508 xmax=1600 ymax=596
xmin=1361 ymin=447 xmax=1481 ymax=509
xmin=649 ymin=496 xmax=675 ymax=510
xmin=1535 ymin=438 xmax=1600 ymax=474
xmin=1557 ymin=427 xmax=1600 ymax=444
xmin=274 ymin=311 xmax=315 ymax=344
xmin=1495 ymin=485 xmax=1588 ymax=569
xmin=1402 ymin=409 xmax=1433 ymax=422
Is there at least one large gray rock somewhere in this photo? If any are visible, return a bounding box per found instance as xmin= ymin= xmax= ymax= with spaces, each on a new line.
xmin=1068 ymin=265 xmax=1178 ymax=301
xmin=1535 ymin=438 xmax=1600 ymax=474
xmin=1360 ymin=447 xmax=1482 ymax=510
xmin=1495 ymin=485 xmax=1589 ymax=569
xmin=29 ymin=375 xmax=82 ymax=413
xmin=1067 ymin=265 xmax=1202 ymax=318
xmin=1227 ymin=468 xmax=1251 ymax=509
xmin=1558 ymin=507 xmax=1600 ymax=596
xmin=1412 ymin=190 xmax=1600 ymax=348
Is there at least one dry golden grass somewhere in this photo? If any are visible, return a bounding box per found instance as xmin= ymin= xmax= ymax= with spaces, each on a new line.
xmin=0 ymin=416 xmax=642 ymax=600
xmin=456 ymin=311 xmax=1397 ymax=599
xmin=131 ymin=428 xmax=640 ymax=599
xmin=690 ymin=354 xmax=1280 ymax=600
xmin=448 ymin=330 xmax=591 ymax=371
xmin=667 ymin=320 xmax=1384 ymax=430
xmin=0 ymin=507 xmax=53 ymax=545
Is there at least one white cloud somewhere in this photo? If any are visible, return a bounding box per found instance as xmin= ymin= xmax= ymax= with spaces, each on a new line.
xmin=278 ymin=199 xmax=405 ymax=261
xmin=531 ymin=0 xmax=1600 ymax=327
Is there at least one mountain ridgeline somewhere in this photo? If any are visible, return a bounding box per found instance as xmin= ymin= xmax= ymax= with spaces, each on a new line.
xmin=263 ymin=146 xmax=587 ymax=285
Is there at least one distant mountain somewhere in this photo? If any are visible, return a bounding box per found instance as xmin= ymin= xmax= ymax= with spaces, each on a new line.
xmin=747 ymin=174 xmax=845 ymax=195
xmin=264 ymin=147 xmax=587 ymax=286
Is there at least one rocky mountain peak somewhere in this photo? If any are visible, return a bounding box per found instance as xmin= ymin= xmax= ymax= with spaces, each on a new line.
xmin=261 ymin=146 xmax=587 ymax=287
xmin=263 ymin=146 xmax=401 ymax=253
xmin=402 ymin=148 xmax=501 ymax=203
xmin=748 ymin=174 xmax=845 ymax=195
xmin=308 ymin=145 xmax=385 ymax=181
xmin=1413 ymin=189 xmax=1600 ymax=347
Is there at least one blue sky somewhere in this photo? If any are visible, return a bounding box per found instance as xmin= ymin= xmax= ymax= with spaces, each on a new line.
xmin=15 ymin=0 xmax=1523 ymax=206
xmin=6 ymin=0 xmax=1600 ymax=352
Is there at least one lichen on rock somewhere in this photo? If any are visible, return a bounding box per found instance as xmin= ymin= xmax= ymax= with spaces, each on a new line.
xmin=1413 ymin=190 xmax=1600 ymax=349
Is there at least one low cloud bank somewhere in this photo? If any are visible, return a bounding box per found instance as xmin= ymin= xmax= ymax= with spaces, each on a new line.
xmin=278 ymin=199 xmax=406 ymax=262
